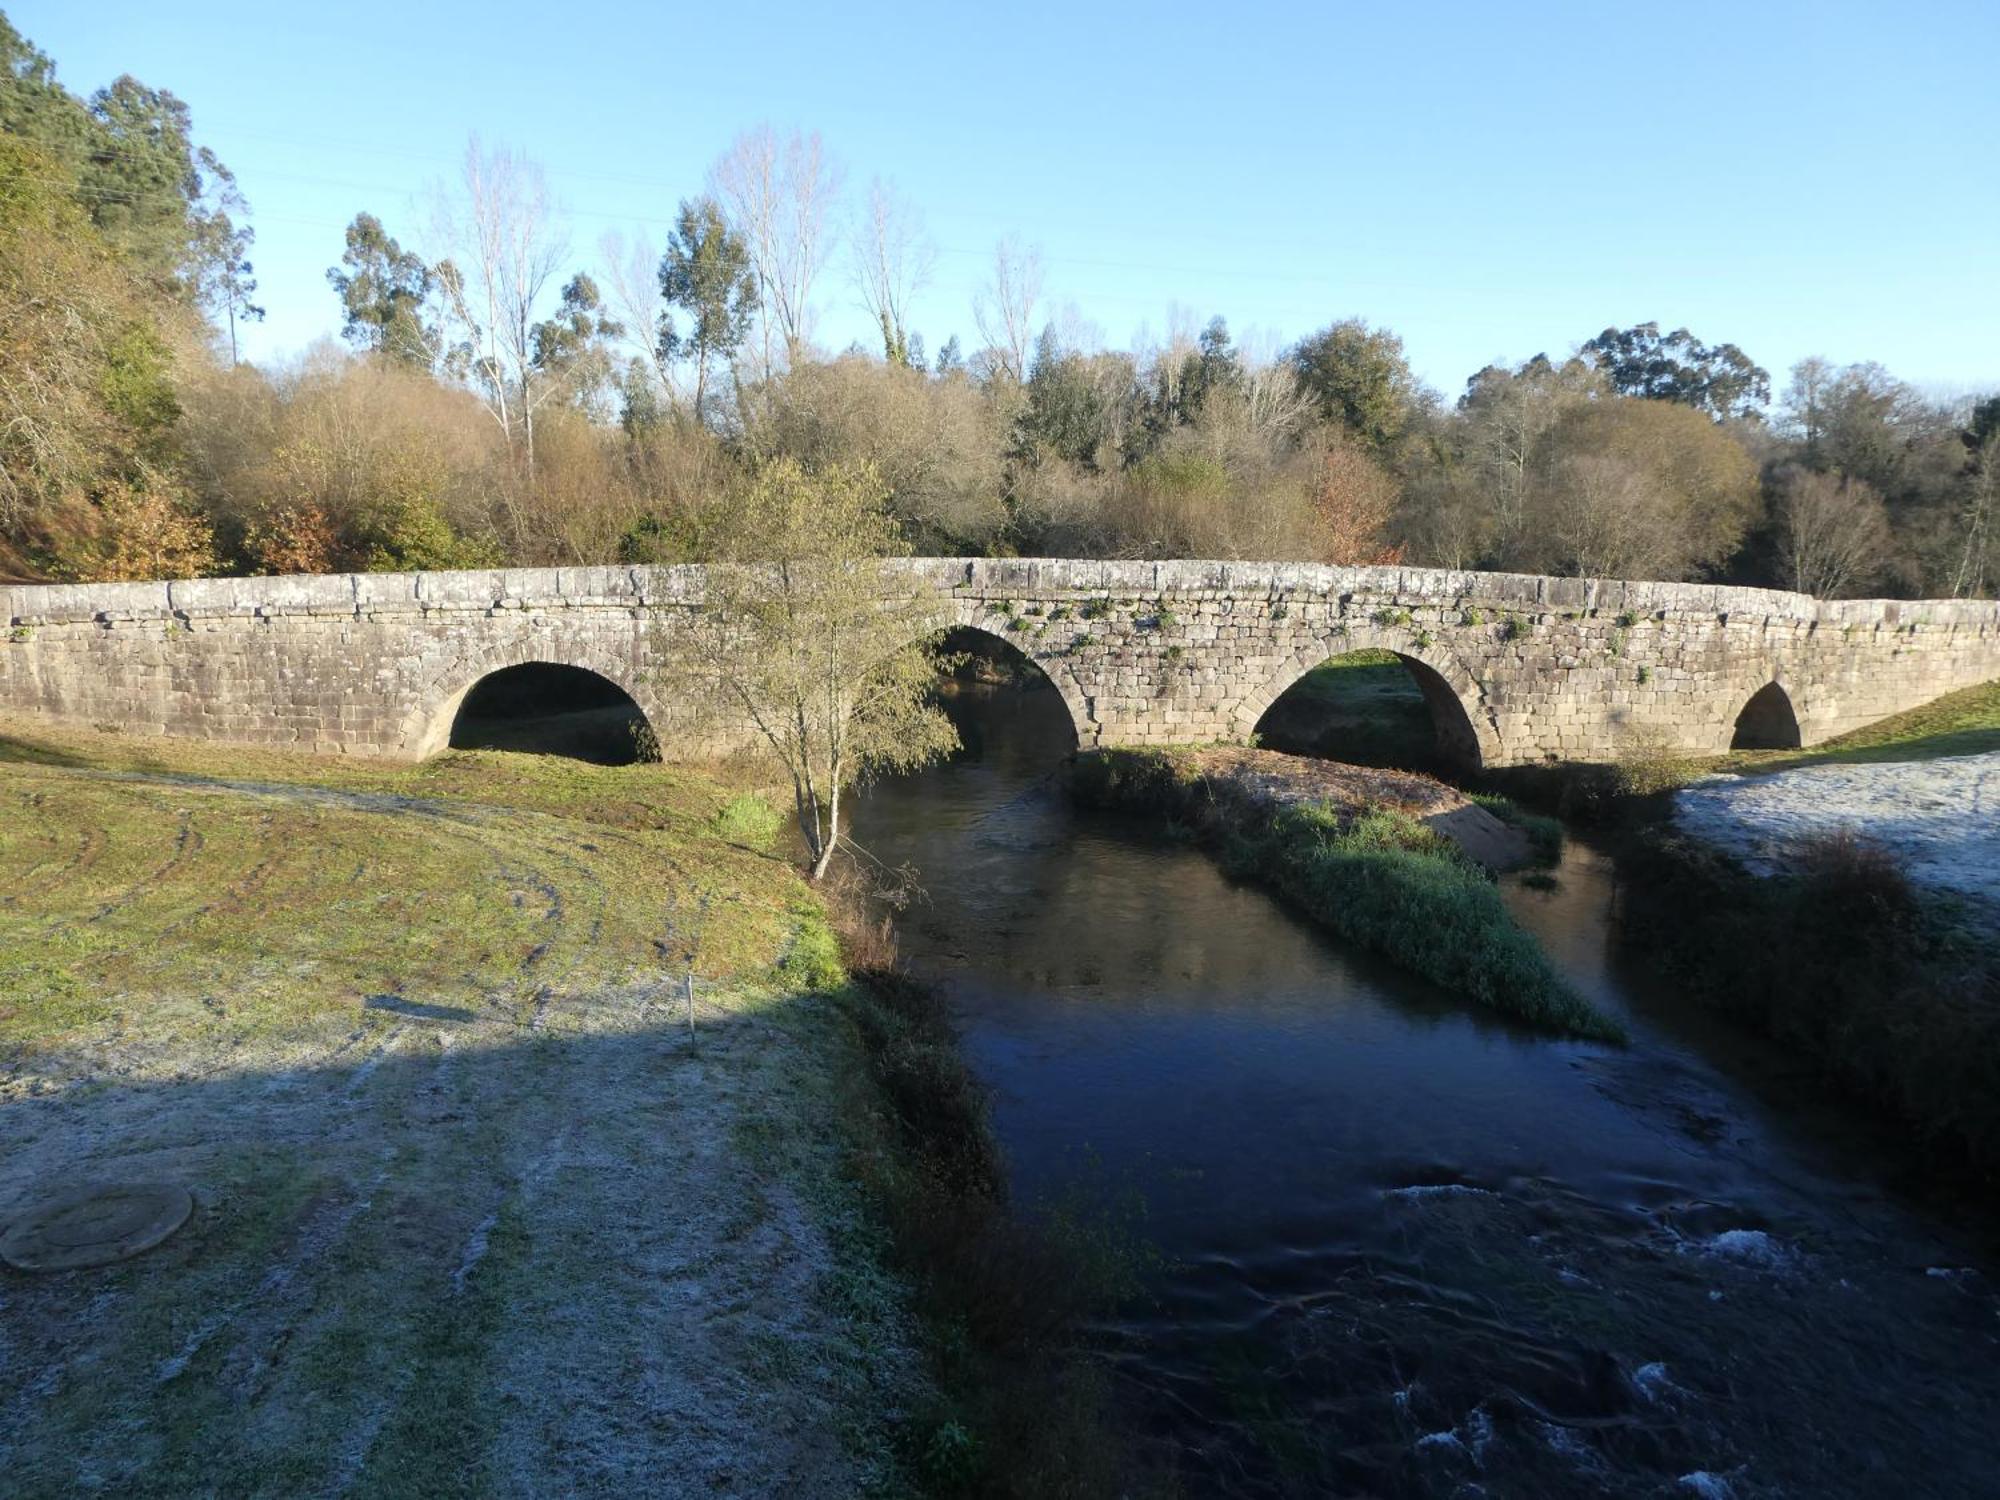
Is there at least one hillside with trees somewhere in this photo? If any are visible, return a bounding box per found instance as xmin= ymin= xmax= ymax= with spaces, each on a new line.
xmin=2 ymin=14 xmax=1993 ymax=599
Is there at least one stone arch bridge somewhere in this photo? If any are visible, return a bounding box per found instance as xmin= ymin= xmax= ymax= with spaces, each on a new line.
xmin=3 ymin=560 xmax=1997 ymax=769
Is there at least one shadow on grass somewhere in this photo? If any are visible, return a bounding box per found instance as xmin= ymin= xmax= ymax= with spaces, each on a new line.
xmin=0 ymin=1006 xmax=764 ymax=1495
xmin=363 ymin=993 xmax=481 ymax=1023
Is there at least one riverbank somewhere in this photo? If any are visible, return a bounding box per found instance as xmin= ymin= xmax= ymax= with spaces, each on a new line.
xmin=1626 ymin=743 xmax=2000 ymax=1175
xmin=0 ymin=718 xmax=935 ymax=1494
xmin=1069 ymin=746 xmax=1621 ymax=1041
xmin=816 ymin=908 xmax=1156 ymax=1498
xmin=1509 ymin=679 xmax=2000 ymax=1175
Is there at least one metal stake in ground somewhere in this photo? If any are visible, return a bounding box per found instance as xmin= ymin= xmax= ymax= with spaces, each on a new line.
xmin=665 ymin=886 xmax=716 ymax=1050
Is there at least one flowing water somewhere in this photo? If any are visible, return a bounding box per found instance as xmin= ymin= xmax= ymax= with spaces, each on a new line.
xmin=848 ymin=680 xmax=2000 ymax=1499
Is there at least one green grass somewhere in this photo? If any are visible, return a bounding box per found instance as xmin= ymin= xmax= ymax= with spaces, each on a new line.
xmin=1252 ymin=648 xmax=1438 ymax=770
xmin=0 ymin=725 xmax=798 ymax=1051
xmin=1257 ymin=804 xmax=1620 ymax=1040
xmin=716 ymin=789 xmax=786 ymax=851
xmin=1715 ymin=676 xmax=2000 ymax=775
xmin=1072 ymin=749 xmax=1622 ymax=1041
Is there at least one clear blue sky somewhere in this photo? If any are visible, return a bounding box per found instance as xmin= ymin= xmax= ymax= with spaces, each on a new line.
xmin=19 ymin=0 xmax=2000 ymax=397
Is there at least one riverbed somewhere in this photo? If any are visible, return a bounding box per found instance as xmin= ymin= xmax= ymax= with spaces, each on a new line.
xmin=850 ymin=681 xmax=2000 ymax=1498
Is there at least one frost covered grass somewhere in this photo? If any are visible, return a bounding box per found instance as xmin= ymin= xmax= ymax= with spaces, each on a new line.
xmin=1592 ymin=680 xmax=2000 ymax=1171
xmin=1674 ymin=751 xmax=2000 ymax=909
xmin=1072 ymin=749 xmax=1622 ymax=1041
xmin=0 ymin=716 xmax=930 ymax=1495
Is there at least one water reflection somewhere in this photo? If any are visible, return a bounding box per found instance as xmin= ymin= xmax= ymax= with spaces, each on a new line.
xmin=850 ymin=681 xmax=2000 ymax=1498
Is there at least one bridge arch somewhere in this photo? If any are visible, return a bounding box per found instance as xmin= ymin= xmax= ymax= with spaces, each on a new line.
xmin=1728 ymin=679 xmax=1802 ymax=750
xmin=939 ymin=610 xmax=1094 ymax=749
xmin=405 ymin=644 xmax=660 ymax=760
xmin=1232 ymin=627 xmax=1498 ymax=770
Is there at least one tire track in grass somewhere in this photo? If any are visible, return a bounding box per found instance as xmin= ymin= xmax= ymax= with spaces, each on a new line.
xmin=88 ymin=808 xmax=203 ymax=924
xmin=324 ymin=1063 xmax=578 ymax=1495
xmin=0 ymin=789 xmax=111 ymax=902
xmin=153 ymin=1152 xmax=398 ymax=1388
xmin=0 ymin=753 xmax=845 ymax=1492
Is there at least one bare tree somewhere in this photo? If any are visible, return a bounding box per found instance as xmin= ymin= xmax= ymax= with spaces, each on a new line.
xmin=651 ymin=460 xmax=957 ymax=880
xmin=710 ymin=126 xmax=843 ymax=374
xmin=1773 ymin=464 xmax=1888 ymax=597
xmin=973 ymin=237 xmax=1044 ymax=383
xmin=1458 ymin=356 xmax=1603 ymax=560
xmin=1237 ymin=332 xmax=1314 ymax=440
xmin=1545 ymin=453 xmax=1675 ymax=579
xmin=1528 ymin=398 xmax=1760 ymax=580
xmin=597 ymin=227 xmax=676 ymax=404
xmin=1779 ymin=356 xmax=1836 ymax=461
xmin=432 ymin=137 xmax=569 ymax=469
xmin=851 ymin=177 xmax=935 ymax=366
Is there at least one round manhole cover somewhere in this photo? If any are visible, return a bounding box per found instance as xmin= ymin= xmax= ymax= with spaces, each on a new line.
xmin=0 ymin=1183 xmax=193 ymax=1272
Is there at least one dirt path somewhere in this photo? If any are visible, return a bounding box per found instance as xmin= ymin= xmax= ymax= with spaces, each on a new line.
xmin=0 ymin=751 xmax=922 ymax=1496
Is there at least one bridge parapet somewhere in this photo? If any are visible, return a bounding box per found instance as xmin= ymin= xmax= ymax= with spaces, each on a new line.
xmin=4 ymin=561 xmax=1996 ymax=766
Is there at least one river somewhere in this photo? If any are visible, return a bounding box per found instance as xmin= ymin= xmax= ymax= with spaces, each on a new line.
xmin=848 ymin=679 xmax=2000 ymax=1498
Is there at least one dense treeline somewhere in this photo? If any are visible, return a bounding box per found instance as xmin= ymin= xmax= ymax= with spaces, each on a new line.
xmin=2 ymin=15 xmax=1994 ymax=596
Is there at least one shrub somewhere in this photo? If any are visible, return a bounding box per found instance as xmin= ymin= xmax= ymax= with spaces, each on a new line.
xmin=1619 ymin=829 xmax=2000 ymax=1169
xmin=1258 ymin=803 xmax=1616 ymax=1038
xmin=716 ymin=791 xmax=782 ymax=850
xmin=1613 ymin=738 xmax=1702 ymax=797
xmin=778 ymin=903 xmax=845 ymax=992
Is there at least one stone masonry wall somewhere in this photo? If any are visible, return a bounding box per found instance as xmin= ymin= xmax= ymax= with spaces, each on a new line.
xmin=4 ymin=560 xmax=1997 ymax=768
